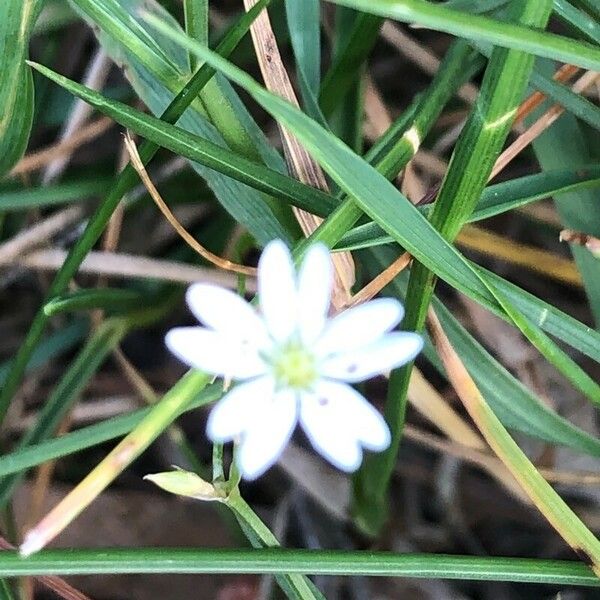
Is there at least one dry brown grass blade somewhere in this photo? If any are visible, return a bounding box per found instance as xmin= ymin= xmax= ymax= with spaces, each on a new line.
xmin=0 ymin=206 xmax=84 ymax=263
xmin=1 ymin=247 xmax=257 ymax=290
xmin=560 ymin=229 xmax=600 ymax=258
xmin=10 ymin=117 xmax=113 ymax=177
xmin=491 ymin=69 xmax=600 ymax=179
xmin=346 ymin=252 xmax=412 ymax=307
xmin=403 ymin=425 xmax=600 ymax=488
xmin=380 ymin=22 xmax=479 ymax=104
xmin=406 ymin=370 xmax=530 ymax=502
xmin=124 ymin=133 xmax=256 ymax=277
xmin=514 ymin=64 xmax=580 ymax=124
xmin=458 ymin=224 xmax=582 ymax=287
xmin=243 ymin=0 xmax=355 ymax=307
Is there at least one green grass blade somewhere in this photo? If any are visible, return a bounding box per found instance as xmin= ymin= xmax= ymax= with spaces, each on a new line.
xmin=366 ymin=248 xmax=600 ymax=456
xmin=27 ymin=65 xmax=337 ymax=219
xmin=356 ymin=0 xmax=554 ymax=532
xmin=183 ymin=0 xmax=208 ymax=69
xmin=326 ymin=0 xmax=600 ymax=71
xmin=337 ymin=166 xmax=600 ymax=250
xmin=43 ymin=289 xmax=146 ymax=316
xmin=553 ymin=0 xmax=600 ymax=44
xmin=319 ymin=12 xmax=382 ymax=116
xmin=0 ymin=178 xmax=112 ymax=210
xmin=285 ymin=0 xmax=321 ymax=96
xmin=0 ymin=549 xmax=596 ymax=586
xmin=0 ymin=384 xmax=224 ymax=479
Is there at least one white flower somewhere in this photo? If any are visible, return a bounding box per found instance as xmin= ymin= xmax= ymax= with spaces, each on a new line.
xmin=166 ymin=240 xmax=423 ymax=480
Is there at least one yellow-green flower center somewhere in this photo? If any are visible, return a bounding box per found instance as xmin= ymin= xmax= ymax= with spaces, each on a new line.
xmin=272 ymin=342 xmax=317 ymax=390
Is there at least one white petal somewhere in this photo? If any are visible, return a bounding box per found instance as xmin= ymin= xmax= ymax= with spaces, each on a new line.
xmin=258 ymin=240 xmax=298 ymax=342
xmin=320 ymin=332 xmax=423 ymax=383
xmin=206 ymin=376 xmax=275 ymax=441
xmin=237 ymin=389 xmax=298 ymax=479
xmin=299 ymin=386 xmax=363 ymax=472
xmin=186 ymin=283 xmax=268 ymax=343
xmin=315 ymin=298 xmax=404 ymax=358
xmin=297 ymin=243 xmax=333 ymax=344
xmin=300 ymin=381 xmax=390 ymax=471
xmin=165 ymin=327 xmax=268 ymax=379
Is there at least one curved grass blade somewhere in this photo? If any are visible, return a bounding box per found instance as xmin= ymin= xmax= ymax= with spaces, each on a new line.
xmin=43 ymin=288 xmax=146 ymax=316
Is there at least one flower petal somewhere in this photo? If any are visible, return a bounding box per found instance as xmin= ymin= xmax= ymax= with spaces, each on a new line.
xmin=165 ymin=327 xmax=267 ymax=379
xmin=299 ymin=386 xmax=363 ymax=472
xmin=206 ymin=376 xmax=275 ymax=441
xmin=320 ymin=332 xmax=423 ymax=383
xmin=237 ymin=389 xmax=298 ymax=479
xmin=315 ymin=298 xmax=404 ymax=358
xmin=258 ymin=240 xmax=298 ymax=342
xmin=186 ymin=283 xmax=269 ymax=344
xmin=297 ymin=243 xmax=332 ymax=344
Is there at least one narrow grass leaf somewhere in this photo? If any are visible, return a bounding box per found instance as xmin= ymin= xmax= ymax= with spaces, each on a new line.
xmin=326 ymin=0 xmax=600 ymax=71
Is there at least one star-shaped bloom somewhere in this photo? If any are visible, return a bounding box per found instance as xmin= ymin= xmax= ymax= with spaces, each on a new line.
xmin=166 ymin=240 xmax=422 ymax=479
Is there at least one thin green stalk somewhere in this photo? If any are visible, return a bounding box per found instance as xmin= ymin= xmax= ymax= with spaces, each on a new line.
xmin=227 ymin=490 xmax=325 ymax=600
xmin=184 ymin=0 xmax=209 ymax=69
xmin=0 ymin=1 xmax=266 ymax=427
xmin=353 ymin=0 xmax=554 ymax=534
